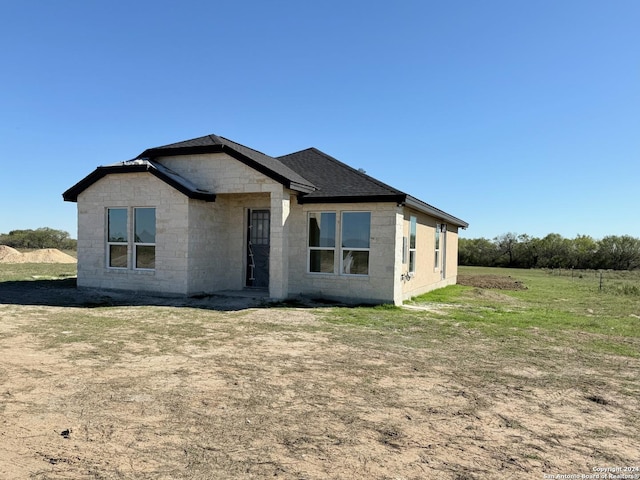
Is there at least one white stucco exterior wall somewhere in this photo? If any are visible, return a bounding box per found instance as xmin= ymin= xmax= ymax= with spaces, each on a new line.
xmin=286 ymin=201 xmax=401 ymax=304
xmin=399 ymin=208 xmax=460 ymax=301
xmin=76 ymin=173 xmax=191 ymax=294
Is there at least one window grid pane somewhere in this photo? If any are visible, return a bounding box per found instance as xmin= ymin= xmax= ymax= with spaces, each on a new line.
xmin=409 ymin=216 xmax=417 ymax=273
xmin=135 ymin=208 xmax=156 ymax=243
xmin=341 ymin=212 xmax=370 ymax=248
xmin=108 ymin=209 xmax=128 ymax=242
xmin=109 ymin=244 xmax=128 ymax=268
xmin=309 ymin=249 xmax=334 ymax=273
xmin=136 ymin=245 xmax=156 ymax=269
xmin=410 ymin=217 xmax=417 ymax=249
xmin=309 ymin=212 xmax=336 ymax=248
xmin=342 ymin=250 xmax=369 ymax=275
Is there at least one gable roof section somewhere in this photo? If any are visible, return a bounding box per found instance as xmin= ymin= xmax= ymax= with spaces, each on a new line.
xmin=62 ymin=134 xmax=468 ymax=228
xmin=278 ymin=148 xmax=468 ymax=228
xmin=137 ymin=134 xmax=316 ymax=193
xmin=62 ymin=159 xmax=216 ymax=202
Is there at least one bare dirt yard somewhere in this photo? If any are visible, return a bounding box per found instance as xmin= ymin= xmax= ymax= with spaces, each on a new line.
xmin=457 ymin=274 xmax=527 ymax=290
xmin=0 ymin=268 xmax=638 ymax=479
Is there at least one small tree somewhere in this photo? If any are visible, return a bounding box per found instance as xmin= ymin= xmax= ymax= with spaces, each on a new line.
xmin=494 ymin=232 xmax=519 ymax=267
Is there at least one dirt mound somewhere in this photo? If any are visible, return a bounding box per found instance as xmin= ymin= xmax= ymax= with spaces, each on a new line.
xmin=0 ymin=246 xmax=76 ymax=264
xmin=457 ymin=274 xmax=527 ymax=290
xmin=0 ymin=245 xmax=22 ymax=262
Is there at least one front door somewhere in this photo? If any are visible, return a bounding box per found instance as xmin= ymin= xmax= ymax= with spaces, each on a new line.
xmin=246 ymin=209 xmax=270 ymax=288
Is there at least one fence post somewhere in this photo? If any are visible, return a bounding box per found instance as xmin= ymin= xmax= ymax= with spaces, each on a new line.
xmin=599 ymin=271 xmax=603 ymax=291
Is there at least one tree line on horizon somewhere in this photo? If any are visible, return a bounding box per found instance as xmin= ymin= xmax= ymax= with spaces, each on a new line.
xmin=0 ymin=228 xmax=77 ymax=251
xmin=459 ymin=233 xmax=640 ymax=271
xmin=3 ymin=227 xmax=639 ymax=271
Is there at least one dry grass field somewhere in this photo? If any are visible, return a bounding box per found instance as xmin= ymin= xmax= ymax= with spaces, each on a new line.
xmin=0 ymin=264 xmax=638 ymax=479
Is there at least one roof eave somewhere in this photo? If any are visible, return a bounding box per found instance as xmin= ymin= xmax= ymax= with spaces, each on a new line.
xmin=62 ymin=164 xmax=217 ymax=203
xmin=62 ymin=165 xmax=147 ymax=202
xmin=297 ymin=193 xmax=407 ymax=205
xmin=404 ymin=195 xmax=469 ymax=228
xmin=288 ymin=181 xmax=316 ymax=194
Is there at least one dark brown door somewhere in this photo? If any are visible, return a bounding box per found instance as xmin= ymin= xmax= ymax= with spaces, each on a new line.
xmin=246 ymin=209 xmax=270 ymax=288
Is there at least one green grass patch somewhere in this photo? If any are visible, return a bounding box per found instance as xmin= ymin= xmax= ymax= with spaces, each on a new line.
xmin=409 ymin=266 xmax=640 ymax=357
xmin=0 ymin=263 xmax=77 ymax=282
xmin=319 ymin=267 xmax=639 ymax=358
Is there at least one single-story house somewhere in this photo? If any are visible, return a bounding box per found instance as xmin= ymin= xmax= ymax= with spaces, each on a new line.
xmin=63 ymin=134 xmax=468 ymax=305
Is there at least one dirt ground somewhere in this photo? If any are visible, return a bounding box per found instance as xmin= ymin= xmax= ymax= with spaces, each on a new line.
xmin=0 ymin=279 xmax=638 ymax=479
xmin=457 ymin=274 xmax=527 ymax=290
xmin=0 ymin=246 xmax=76 ymax=264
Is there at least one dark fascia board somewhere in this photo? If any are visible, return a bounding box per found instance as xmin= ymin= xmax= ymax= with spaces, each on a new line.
xmin=297 ymin=193 xmax=407 ymax=205
xmin=62 ymin=164 xmax=216 ymax=203
xmin=296 ymin=193 xmax=469 ymax=229
xmin=139 ymin=144 xmax=316 ymax=194
xmin=405 ymin=195 xmax=469 ymax=228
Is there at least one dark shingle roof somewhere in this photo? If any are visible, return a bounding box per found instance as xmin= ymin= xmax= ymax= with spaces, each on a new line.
xmin=138 ymin=134 xmax=316 ymax=193
xmin=279 ymin=148 xmax=468 ymax=228
xmin=62 ymin=159 xmax=216 ymax=202
xmin=278 ymin=148 xmax=406 ymax=202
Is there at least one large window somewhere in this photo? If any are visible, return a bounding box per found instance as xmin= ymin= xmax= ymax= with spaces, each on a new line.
xmin=107 ymin=207 xmax=156 ymax=270
xmin=308 ymin=212 xmax=336 ymax=273
xmin=341 ymin=212 xmax=370 ymax=275
xmin=307 ymin=211 xmax=371 ymax=276
xmin=134 ymin=208 xmax=156 ymax=269
xmin=409 ymin=216 xmax=417 ymax=274
xmin=107 ymin=208 xmax=128 ymax=268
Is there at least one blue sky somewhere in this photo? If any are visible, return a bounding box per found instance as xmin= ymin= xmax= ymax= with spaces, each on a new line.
xmin=1 ymin=0 xmax=638 ymax=240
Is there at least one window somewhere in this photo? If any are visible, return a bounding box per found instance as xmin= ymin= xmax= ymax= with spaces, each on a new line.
xmin=107 ymin=208 xmax=128 ymax=268
xmin=341 ymin=212 xmax=370 ymax=275
xmin=402 ymin=236 xmax=408 ymax=264
xmin=308 ymin=212 xmax=336 ymax=273
xmin=250 ymin=210 xmax=270 ymax=246
xmin=307 ymin=211 xmax=372 ymax=276
xmin=409 ymin=216 xmax=417 ymax=274
xmin=435 ymin=223 xmax=441 ymax=269
xmin=106 ymin=207 xmax=156 ymax=270
xmin=134 ymin=208 xmax=156 ymax=269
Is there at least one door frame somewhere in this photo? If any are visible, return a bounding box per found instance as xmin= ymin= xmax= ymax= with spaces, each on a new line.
xmin=245 ymin=208 xmax=270 ymax=288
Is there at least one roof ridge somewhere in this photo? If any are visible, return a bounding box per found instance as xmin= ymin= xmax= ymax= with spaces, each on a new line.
xmin=207 ymin=133 xmax=223 ymax=144
xmin=218 ymin=135 xmax=274 ymax=159
xmin=153 ymin=133 xmax=213 ymax=150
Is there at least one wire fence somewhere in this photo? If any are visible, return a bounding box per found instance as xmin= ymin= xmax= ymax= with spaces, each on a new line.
xmin=545 ymin=268 xmax=640 ymax=296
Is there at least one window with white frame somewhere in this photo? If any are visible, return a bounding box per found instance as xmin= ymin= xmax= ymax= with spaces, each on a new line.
xmin=134 ymin=208 xmax=156 ymax=269
xmin=409 ymin=216 xmax=417 ymax=274
xmin=341 ymin=212 xmax=371 ymax=275
xmin=308 ymin=212 xmax=336 ymax=273
xmin=434 ymin=223 xmax=441 ymax=269
xmin=107 ymin=207 xmax=156 ymax=270
xmin=107 ymin=208 xmax=128 ymax=268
